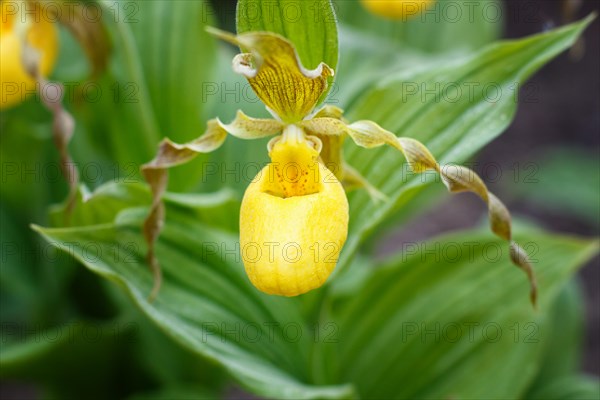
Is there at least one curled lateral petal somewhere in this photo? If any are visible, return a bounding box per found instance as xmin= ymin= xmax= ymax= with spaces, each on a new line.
xmin=141 ymin=111 xmax=283 ymax=301
xmin=301 ymin=114 xmax=386 ymax=201
xmin=15 ymin=11 xmax=78 ymax=223
xmin=348 ymin=119 xmax=538 ymax=307
xmin=304 ymin=116 xmax=538 ymax=307
xmin=207 ymin=27 xmax=334 ymax=123
xmin=218 ymin=110 xmax=285 ymax=139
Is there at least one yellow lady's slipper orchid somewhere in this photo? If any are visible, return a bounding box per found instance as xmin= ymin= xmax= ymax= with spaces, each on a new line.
xmin=0 ymin=1 xmax=58 ymax=109
xmin=360 ymin=0 xmax=435 ymax=20
xmin=240 ymin=125 xmax=348 ymax=296
xmin=142 ymin=27 xmax=537 ymax=306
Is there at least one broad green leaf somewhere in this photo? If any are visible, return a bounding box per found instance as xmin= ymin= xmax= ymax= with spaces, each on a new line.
xmin=525 ymin=279 xmax=586 ymax=395
xmin=237 ymin=0 xmax=338 ymax=70
xmin=338 ymin=17 xmax=593 ymax=270
xmin=78 ymin=1 xmax=161 ymax=171
xmin=332 ymin=24 xmax=437 ymax=110
xmin=103 ymin=288 xmax=228 ymax=391
xmin=327 ymin=227 xmax=598 ymax=399
xmin=128 ymin=0 xmax=216 ymax=149
xmin=508 ymin=147 xmax=600 ymax=227
xmin=34 ymin=182 xmax=355 ymax=400
xmin=49 ymin=182 xmax=150 ymax=227
xmin=129 ymin=314 xmax=227 ymax=389
xmin=74 ymin=0 xmax=217 ymax=190
xmin=528 ymin=375 xmax=600 ymax=400
xmin=334 ymin=0 xmax=501 ymax=53
xmin=127 ymin=0 xmax=217 ymax=192
xmin=49 ymin=181 xmax=241 ymax=233
xmin=236 ymin=0 xmax=339 ymax=101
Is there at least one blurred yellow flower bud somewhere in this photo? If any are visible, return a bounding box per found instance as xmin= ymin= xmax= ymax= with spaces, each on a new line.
xmin=360 ymin=0 xmax=435 ymax=20
xmin=1 ymin=1 xmax=58 ymax=109
xmin=240 ymin=125 xmax=349 ymax=296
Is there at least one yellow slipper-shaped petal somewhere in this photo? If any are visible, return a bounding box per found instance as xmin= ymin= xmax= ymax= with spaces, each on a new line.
xmin=240 ymin=126 xmax=349 ymax=296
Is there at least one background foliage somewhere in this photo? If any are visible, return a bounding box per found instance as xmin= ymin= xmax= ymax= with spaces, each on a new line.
xmin=1 ymin=0 xmax=598 ymax=399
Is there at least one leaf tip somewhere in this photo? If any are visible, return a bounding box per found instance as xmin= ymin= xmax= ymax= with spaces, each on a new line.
xmin=29 ymin=223 xmax=42 ymax=233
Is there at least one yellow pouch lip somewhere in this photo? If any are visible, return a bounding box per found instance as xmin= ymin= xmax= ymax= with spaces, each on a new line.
xmin=240 ymin=163 xmax=349 ymax=297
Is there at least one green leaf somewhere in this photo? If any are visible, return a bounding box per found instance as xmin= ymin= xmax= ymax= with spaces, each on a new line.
xmin=34 ymin=183 xmax=354 ymax=400
xmin=49 ymin=181 xmax=241 ymax=233
xmin=80 ymin=1 xmax=161 ymax=168
xmin=509 ymin=147 xmax=600 ymax=227
xmin=332 ymin=25 xmax=436 ymax=110
xmin=128 ymin=0 xmax=218 ymax=193
xmin=236 ymin=0 xmax=338 ymax=70
xmin=130 ymin=315 xmax=227 ymax=389
xmin=525 ymin=279 xmax=586 ymax=396
xmin=236 ymin=0 xmax=339 ymax=101
xmin=101 ymin=288 xmax=228 ymax=391
xmin=49 ymin=182 xmax=151 ymax=227
xmin=339 ymin=16 xmax=594 ymax=269
xmin=75 ymin=0 xmax=217 ymax=190
xmin=334 ymin=0 xmax=501 ymax=54
xmin=327 ymin=227 xmax=598 ymax=399
xmin=128 ymin=1 xmax=216 ymax=147
xmin=528 ymin=375 xmax=600 ymax=400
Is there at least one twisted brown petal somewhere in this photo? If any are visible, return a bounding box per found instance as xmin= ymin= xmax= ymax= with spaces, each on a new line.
xmin=304 ymin=116 xmax=538 ymax=307
xmin=140 ymin=112 xmax=283 ymax=300
xmin=21 ymin=34 xmax=78 ymax=223
xmin=301 ymin=108 xmax=386 ymax=201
